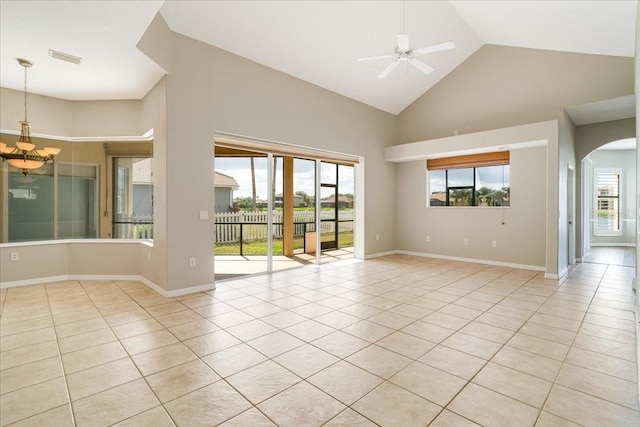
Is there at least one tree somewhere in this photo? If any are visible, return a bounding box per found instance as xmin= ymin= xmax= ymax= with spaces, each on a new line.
xmin=235 ymin=197 xmax=253 ymax=210
xmin=476 ymin=186 xmax=493 ymax=206
xmin=296 ymin=190 xmax=311 ymax=207
xmin=272 ymin=157 xmax=277 ymax=207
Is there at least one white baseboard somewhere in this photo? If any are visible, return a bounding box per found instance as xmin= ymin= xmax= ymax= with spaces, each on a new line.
xmin=0 ymin=274 xmax=216 ymax=298
xmin=0 ymin=275 xmax=72 ymax=289
xmin=544 ymin=273 xmax=560 ymax=280
xmin=162 ymin=282 xmax=217 ymax=298
xmin=556 ymin=266 xmax=569 ymax=279
xmin=365 ymin=250 xmax=400 ymax=259
xmin=590 ymin=243 xmax=636 ymax=247
xmin=396 ymin=250 xmax=546 ymax=273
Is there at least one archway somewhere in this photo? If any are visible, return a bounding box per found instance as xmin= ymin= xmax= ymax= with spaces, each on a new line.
xmin=579 ymin=135 xmax=636 ymax=266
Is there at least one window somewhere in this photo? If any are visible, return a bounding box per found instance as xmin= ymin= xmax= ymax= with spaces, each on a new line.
xmin=427 ymin=152 xmax=510 ymax=207
xmin=112 ymin=157 xmax=153 ymax=239
xmin=594 ymin=168 xmax=621 ymax=236
xmin=7 ymin=163 xmax=98 ymax=241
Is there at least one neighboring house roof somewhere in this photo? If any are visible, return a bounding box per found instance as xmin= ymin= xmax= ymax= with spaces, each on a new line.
xmin=215 ymin=171 xmax=239 ymax=190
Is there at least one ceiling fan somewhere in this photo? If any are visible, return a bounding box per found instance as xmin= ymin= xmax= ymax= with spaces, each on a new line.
xmin=358 ymin=33 xmax=455 ymax=78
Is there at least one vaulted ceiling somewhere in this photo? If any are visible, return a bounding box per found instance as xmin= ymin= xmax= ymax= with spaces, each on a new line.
xmin=0 ymin=1 xmax=636 ymax=116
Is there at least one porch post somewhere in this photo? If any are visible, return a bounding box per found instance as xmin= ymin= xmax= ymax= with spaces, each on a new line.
xmin=283 ymin=156 xmax=294 ymax=256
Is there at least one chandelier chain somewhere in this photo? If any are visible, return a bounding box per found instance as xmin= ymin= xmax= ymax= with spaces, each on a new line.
xmin=23 ymin=63 xmax=28 ymax=122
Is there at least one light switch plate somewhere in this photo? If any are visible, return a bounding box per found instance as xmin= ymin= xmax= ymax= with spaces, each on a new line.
xmin=199 ymin=210 xmax=209 ymax=220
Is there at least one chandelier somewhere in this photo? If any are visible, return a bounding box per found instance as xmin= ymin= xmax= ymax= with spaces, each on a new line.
xmin=0 ymin=59 xmax=61 ymax=175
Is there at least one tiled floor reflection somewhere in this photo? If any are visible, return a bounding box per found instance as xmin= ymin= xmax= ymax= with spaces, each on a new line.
xmin=1 ymin=255 xmax=638 ymax=426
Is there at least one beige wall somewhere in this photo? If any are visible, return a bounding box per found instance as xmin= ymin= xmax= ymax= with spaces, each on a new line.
xmin=574 ymin=118 xmax=636 ymax=259
xmin=1 ymin=88 xmax=73 ymax=137
xmin=395 ymin=44 xmax=633 ymax=277
xmin=398 ymin=45 xmax=634 ymax=143
xmin=0 ymin=88 xmax=142 ymax=138
xmin=0 ymin=241 xmax=140 ymax=283
xmin=140 ymin=77 xmax=168 ymax=289
xmin=391 ymin=123 xmax=550 ymax=270
xmin=558 ymin=111 xmax=576 ymax=276
xmin=138 ymin=16 xmax=398 ymax=291
xmin=636 ymin=9 xmax=640 ymax=293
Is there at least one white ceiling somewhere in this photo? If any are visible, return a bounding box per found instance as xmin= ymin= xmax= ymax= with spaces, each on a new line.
xmin=0 ymin=1 xmax=636 ymax=116
xmin=596 ymin=137 xmax=636 ymax=151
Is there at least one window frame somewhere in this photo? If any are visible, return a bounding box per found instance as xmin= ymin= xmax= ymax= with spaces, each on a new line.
xmin=593 ymin=167 xmax=622 ymax=237
xmin=426 ymin=152 xmax=510 ymax=208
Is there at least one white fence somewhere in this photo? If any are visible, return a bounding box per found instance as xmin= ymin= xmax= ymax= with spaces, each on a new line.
xmin=113 ymin=210 xmax=354 ymax=243
xmin=215 ymin=210 xmax=354 ymax=244
xmin=113 ymin=215 xmax=153 ymax=239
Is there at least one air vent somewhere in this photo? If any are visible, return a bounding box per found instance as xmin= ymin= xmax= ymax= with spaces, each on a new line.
xmin=48 ymin=49 xmax=82 ymax=65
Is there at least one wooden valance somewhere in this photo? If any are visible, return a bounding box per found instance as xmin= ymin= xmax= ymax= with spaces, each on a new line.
xmin=427 ymin=151 xmax=509 ymax=170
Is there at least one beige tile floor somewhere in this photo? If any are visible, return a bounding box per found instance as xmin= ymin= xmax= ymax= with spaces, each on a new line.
xmin=1 ymin=254 xmax=639 ymax=426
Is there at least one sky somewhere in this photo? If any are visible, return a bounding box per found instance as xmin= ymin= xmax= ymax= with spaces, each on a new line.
xmin=214 ymin=157 xmax=354 ymax=199
xmin=430 ymin=165 xmax=510 ymax=191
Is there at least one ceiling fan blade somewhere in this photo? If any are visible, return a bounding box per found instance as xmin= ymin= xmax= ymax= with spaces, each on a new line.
xmin=378 ymin=60 xmax=400 ymax=78
xmin=413 ymin=41 xmax=456 ymax=56
xmin=358 ymin=54 xmax=396 ymax=61
xmin=409 ymin=58 xmax=434 ymax=75
xmin=397 ymin=33 xmax=409 ymax=51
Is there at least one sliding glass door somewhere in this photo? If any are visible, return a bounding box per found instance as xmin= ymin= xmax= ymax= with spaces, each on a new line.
xmin=213 ymin=140 xmax=356 ymax=280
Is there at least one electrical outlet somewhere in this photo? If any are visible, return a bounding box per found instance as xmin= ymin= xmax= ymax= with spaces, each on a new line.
xmin=10 ymin=252 xmax=19 ymax=261
xmin=199 ymin=210 xmax=209 ymax=220
xmin=376 ymin=235 xmax=379 ymax=241
xmin=189 ymin=258 xmax=196 ymax=267
xmin=463 ymin=239 xmax=469 ymax=245
xmin=426 ymin=235 xmax=430 ymax=242
xmin=492 ymin=241 xmax=497 ymax=248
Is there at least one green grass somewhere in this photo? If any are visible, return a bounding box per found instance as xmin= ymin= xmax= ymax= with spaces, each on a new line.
xmin=215 ymin=232 xmax=354 ymax=255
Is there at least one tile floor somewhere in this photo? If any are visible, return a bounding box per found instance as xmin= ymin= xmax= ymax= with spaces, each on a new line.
xmin=1 ymin=254 xmax=639 ymax=426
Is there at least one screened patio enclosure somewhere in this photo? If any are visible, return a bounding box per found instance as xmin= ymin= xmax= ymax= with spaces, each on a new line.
xmin=213 ymin=138 xmax=357 ymax=280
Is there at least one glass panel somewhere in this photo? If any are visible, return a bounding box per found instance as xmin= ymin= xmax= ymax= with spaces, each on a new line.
xmin=321 ymin=161 xmax=337 ymax=185
xmin=596 ymin=171 xmax=619 ymax=233
xmin=337 ymin=164 xmax=354 ymax=249
xmin=447 ymin=168 xmax=473 ymax=187
xmin=475 ymin=165 xmax=510 ymax=207
xmin=112 ymin=158 xmax=153 ymax=239
xmin=448 ymin=188 xmax=473 ymax=206
xmin=320 ymin=186 xmax=337 ymax=219
xmin=58 ymin=164 xmax=97 ymax=239
xmin=293 ymin=158 xmax=315 ymax=253
xmin=428 ymin=169 xmax=446 ymax=206
xmin=320 ymin=220 xmax=336 ymax=250
xmin=597 ymin=198 xmax=619 ymax=231
xmin=7 ymin=164 xmax=55 ymax=242
xmin=272 ymin=156 xmax=283 ymax=256
xmin=214 ymin=155 xmax=267 ymax=278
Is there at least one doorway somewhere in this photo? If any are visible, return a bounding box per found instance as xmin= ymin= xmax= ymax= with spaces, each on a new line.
xmin=567 ymin=164 xmax=575 ymax=266
xmin=213 ymin=137 xmax=358 ymax=281
xmin=580 ymin=139 xmax=636 ymax=268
